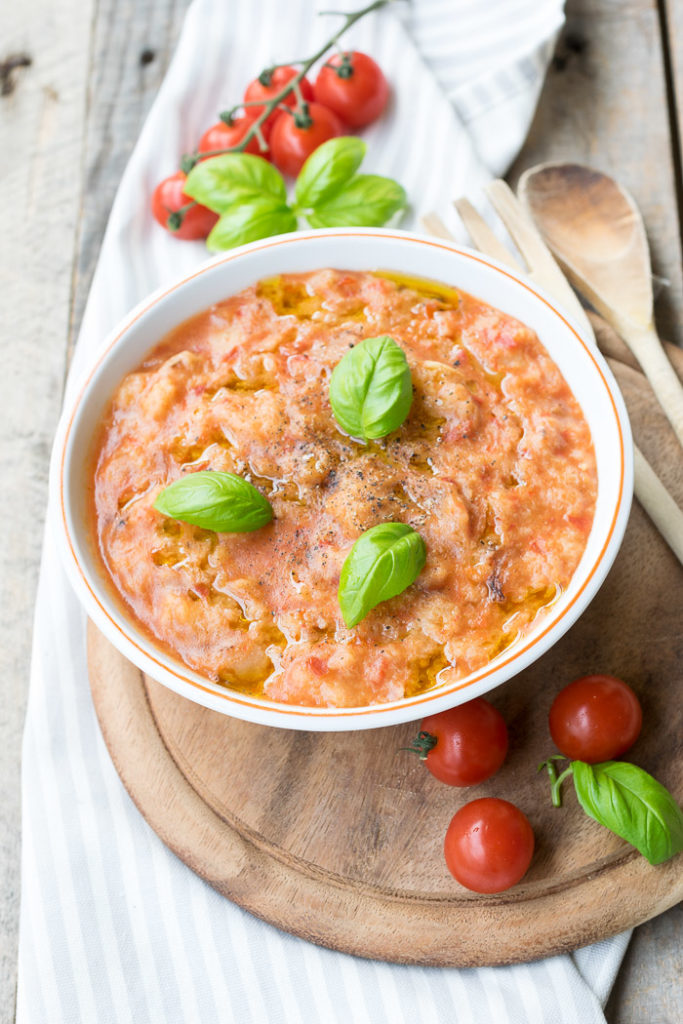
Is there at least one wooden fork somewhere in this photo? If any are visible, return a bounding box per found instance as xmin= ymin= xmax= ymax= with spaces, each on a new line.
xmin=420 ymin=185 xmax=683 ymax=566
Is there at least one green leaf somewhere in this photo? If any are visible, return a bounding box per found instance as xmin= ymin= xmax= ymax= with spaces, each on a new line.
xmin=295 ymin=137 xmax=366 ymax=210
xmin=339 ymin=523 xmax=426 ymax=628
xmin=184 ymin=153 xmax=286 ymax=213
xmin=154 ymin=471 xmax=273 ymax=533
xmin=306 ymin=174 xmax=406 ymax=228
xmin=572 ymin=760 xmax=683 ymax=865
xmin=329 ymin=335 xmax=413 ymax=440
xmin=206 ymin=198 xmax=297 ymax=252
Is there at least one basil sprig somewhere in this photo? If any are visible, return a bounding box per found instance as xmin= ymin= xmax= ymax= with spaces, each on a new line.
xmin=329 ymin=335 xmax=413 ymax=440
xmin=338 ymin=522 xmax=426 ymax=627
xmin=183 ymin=138 xmax=406 ymax=252
xmin=540 ymin=756 xmax=683 ymax=865
xmin=154 ymin=471 xmax=273 ymax=533
xmin=572 ymin=760 xmax=683 ymax=865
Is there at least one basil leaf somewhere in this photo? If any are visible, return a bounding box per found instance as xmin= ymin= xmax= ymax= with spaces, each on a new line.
xmin=154 ymin=471 xmax=273 ymax=533
xmin=206 ymin=198 xmax=297 ymax=252
xmin=329 ymin=335 xmax=412 ymax=440
xmin=572 ymin=760 xmax=683 ymax=865
xmin=295 ymin=137 xmax=366 ymax=210
xmin=306 ymin=174 xmax=406 ymax=228
xmin=339 ymin=523 xmax=426 ymax=628
xmin=185 ymin=153 xmax=286 ymax=213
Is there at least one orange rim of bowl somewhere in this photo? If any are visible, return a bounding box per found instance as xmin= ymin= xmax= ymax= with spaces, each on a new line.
xmin=60 ymin=231 xmax=626 ymax=718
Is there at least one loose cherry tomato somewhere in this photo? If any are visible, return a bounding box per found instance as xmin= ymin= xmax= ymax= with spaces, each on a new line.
xmin=198 ymin=116 xmax=270 ymax=159
xmin=270 ymin=102 xmax=344 ymax=177
xmin=410 ymin=699 xmax=508 ymax=786
xmin=549 ymin=674 xmax=642 ymax=763
xmin=151 ymin=172 xmax=218 ymax=240
xmin=444 ymin=798 xmax=535 ymax=893
xmin=314 ymin=51 xmax=389 ymax=128
xmin=244 ymin=66 xmax=314 ymax=131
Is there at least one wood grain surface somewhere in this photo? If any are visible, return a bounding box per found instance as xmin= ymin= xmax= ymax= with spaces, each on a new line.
xmin=87 ymin=343 xmax=683 ymax=969
xmin=3 ymin=0 xmax=683 ymax=1018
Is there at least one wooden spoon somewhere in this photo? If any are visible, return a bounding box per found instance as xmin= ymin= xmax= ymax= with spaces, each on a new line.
xmin=518 ymin=162 xmax=683 ymax=449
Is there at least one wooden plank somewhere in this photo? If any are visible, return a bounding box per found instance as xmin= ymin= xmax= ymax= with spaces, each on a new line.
xmin=509 ymin=0 xmax=683 ymax=348
xmin=0 ymin=3 xmax=93 ymax=1019
xmin=68 ymin=0 xmax=192 ymax=358
xmin=0 ymin=1 xmax=190 ymax=1021
xmin=661 ymin=0 xmax=683 ymax=183
xmin=511 ymin=1 xmax=683 ymax=1017
xmin=605 ymin=904 xmax=683 ymax=1024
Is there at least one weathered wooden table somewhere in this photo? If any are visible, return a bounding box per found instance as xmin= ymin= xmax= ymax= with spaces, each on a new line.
xmin=1 ymin=0 xmax=681 ymax=1020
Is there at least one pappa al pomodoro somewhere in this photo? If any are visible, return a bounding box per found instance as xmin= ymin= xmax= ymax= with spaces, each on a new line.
xmin=92 ymin=269 xmax=597 ymax=707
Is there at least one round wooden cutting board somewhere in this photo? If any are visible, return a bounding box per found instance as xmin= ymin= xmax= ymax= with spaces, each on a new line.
xmin=88 ymin=325 xmax=683 ymax=967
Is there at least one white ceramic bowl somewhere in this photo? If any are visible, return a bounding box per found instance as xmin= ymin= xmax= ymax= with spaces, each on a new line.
xmin=50 ymin=228 xmax=633 ymax=731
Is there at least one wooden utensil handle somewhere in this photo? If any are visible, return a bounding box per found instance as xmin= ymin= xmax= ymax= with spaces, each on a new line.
xmin=633 ymin=445 xmax=683 ymax=565
xmin=618 ymin=322 xmax=683 ymax=449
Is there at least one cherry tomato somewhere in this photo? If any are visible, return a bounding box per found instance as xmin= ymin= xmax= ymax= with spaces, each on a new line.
xmin=314 ymin=51 xmax=389 ymax=128
xmin=150 ymin=172 xmax=218 ymax=240
xmin=270 ymin=102 xmax=344 ymax=177
xmin=412 ymin=699 xmax=508 ymax=787
xmin=549 ymin=674 xmax=642 ymax=763
xmin=444 ymin=798 xmax=535 ymax=893
xmin=244 ymin=66 xmax=314 ymax=131
xmin=198 ymin=116 xmax=270 ymax=159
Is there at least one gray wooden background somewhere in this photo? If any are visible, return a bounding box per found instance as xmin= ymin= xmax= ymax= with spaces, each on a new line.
xmin=1 ymin=0 xmax=681 ymax=1021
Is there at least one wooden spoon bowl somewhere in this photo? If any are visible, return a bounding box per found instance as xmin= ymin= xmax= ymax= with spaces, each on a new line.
xmin=519 ymin=161 xmax=683 ymax=448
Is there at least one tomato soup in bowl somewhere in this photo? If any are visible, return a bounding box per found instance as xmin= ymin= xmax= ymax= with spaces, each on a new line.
xmin=51 ymin=229 xmax=633 ymax=731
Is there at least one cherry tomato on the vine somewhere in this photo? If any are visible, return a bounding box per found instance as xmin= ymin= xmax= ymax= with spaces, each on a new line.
xmin=151 ymin=172 xmax=218 ymax=240
xmin=198 ymin=116 xmax=270 ymax=159
xmin=244 ymin=66 xmax=314 ymax=132
xmin=549 ymin=674 xmax=642 ymax=763
xmin=314 ymin=51 xmax=389 ymax=128
xmin=444 ymin=798 xmax=535 ymax=893
xmin=270 ymin=102 xmax=344 ymax=177
xmin=410 ymin=698 xmax=509 ymax=787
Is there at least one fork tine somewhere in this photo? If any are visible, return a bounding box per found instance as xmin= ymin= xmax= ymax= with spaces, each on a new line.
xmin=484 ymin=180 xmax=592 ymax=334
xmin=419 ymin=212 xmax=454 ymax=240
xmin=453 ymin=198 xmax=523 ymax=272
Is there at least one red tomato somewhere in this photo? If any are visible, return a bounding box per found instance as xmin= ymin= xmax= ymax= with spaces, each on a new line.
xmin=198 ymin=116 xmax=270 ymax=159
xmin=412 ymin=699 xmax=509 ymax=786
xmin=270 ymin=102 xmax=344 ymax=177
xmin=549 ymin=674 xmax=642 ymax=763
xmin=150 ymin=172 xmax=218 ymax=240
xmin=444 ymin=798 xmax=535 ymax=893
xmin=244 ymin=66 xmax=314 ymax=131
xmin=314 ymin=51 xmax=389 ymax=128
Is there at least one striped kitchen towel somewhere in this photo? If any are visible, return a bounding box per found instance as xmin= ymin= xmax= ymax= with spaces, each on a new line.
xmin=17 ymin=1 xmax=632 ymax=1021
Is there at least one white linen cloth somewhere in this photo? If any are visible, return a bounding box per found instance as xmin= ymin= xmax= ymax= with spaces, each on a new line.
xmin=17 ymin=1 xmax=633 ymax=1021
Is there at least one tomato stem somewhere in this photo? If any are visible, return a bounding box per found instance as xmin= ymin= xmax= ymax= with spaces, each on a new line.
xmin=293 ymin=102 xmax=313 ymax=129
xmin=539 ymin=757 xmax=574 ymax=808
xmin=166 ymin=200 xmax=196 ymax=231
xmin=178 ymin=0 xmax=392 ymax=170
xmin=401 ymin=730 xmax=438 ymax=761
xmin=334 ymin=54 xmax=354 ymax=78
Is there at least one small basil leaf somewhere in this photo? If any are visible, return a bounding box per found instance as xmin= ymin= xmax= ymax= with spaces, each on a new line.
xmin=206 ymin=198 xmax=297 ymax=252
xmin=339 ymin=522 xmax=426 ymax=627
xmin=329 ymin=335 xmax=412 ymax=440
xmin=185 ymin=153 xmax=286 ymax=213
xmin=306 ymin=174 xmax=406 ymax=227
xmin=295 ymin=137 xmax=366 ymax=210
xmin=572 ymin=760 xmax=683 ymax=865
xmin=154 ymin=471 xmax=273 ymax=533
